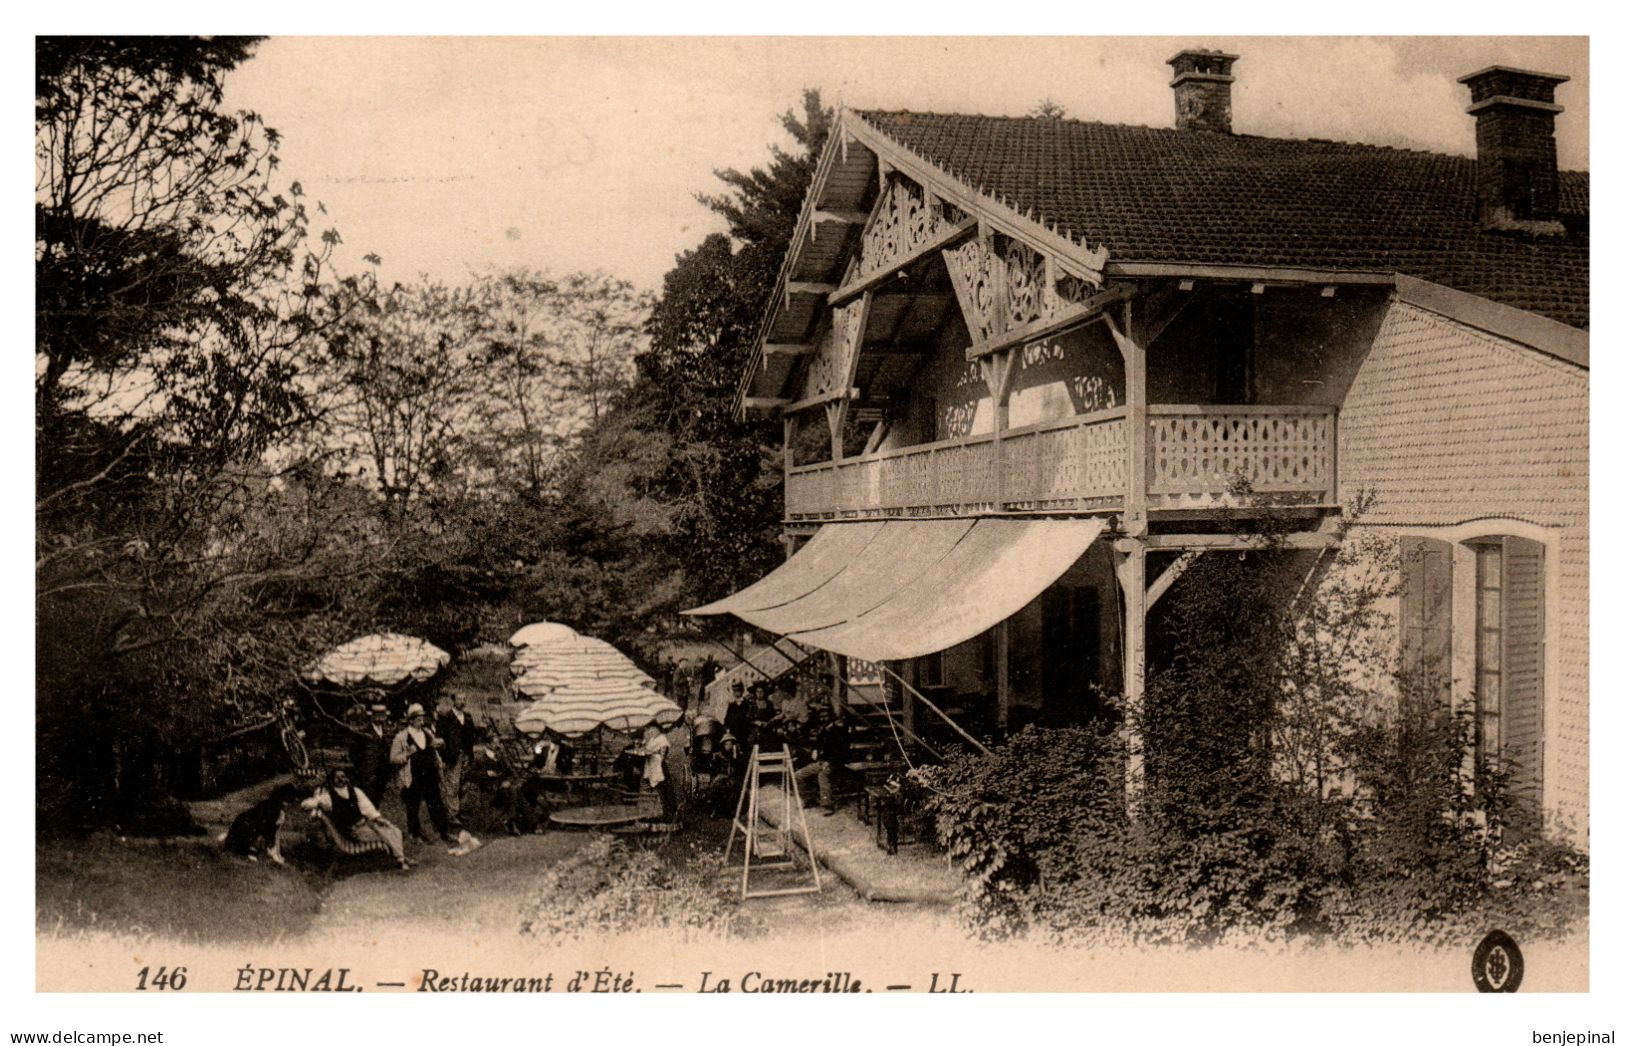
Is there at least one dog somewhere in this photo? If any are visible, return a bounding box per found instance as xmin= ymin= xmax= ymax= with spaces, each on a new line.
xmin=220 ymin=784 xmax=303 ymax=866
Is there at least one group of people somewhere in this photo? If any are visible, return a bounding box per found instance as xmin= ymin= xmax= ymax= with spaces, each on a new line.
xmin=713 ymin=678 xmax=852 ymax=815
xmin=245 ymin=665 xmax=854 ymax=871
xmin=658 ymin=654 xmax=721 ymax=713
xmin=305 ymin=691 xmax=486 ymax=871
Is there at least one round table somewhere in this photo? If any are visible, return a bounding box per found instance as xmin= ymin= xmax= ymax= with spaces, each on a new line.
xmin=548 ymin=802 xmax=657 ymax=829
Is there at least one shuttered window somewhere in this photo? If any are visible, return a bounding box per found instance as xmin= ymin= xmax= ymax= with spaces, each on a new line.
xmin=1399 ymin=536 xmax=1453 ymax=701
xmin=1482 ymin=536 xmax=1546 ymax=806
xmin=1474 ymin=543 xmax=1505 ymax=761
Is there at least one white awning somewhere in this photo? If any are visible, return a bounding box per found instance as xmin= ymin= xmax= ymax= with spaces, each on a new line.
xmin=685 ymin=517 xmax=1107 ymax=661
xmin=684 ymin=520 xmax=883 ymax=617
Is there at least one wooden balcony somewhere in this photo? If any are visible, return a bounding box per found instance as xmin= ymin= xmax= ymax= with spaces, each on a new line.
xmin=785 ymin=405 xmax=1338 ymax=521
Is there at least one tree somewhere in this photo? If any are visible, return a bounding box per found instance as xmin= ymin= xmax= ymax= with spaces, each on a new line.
xmin=1027 ymin=98 xmax=1069 ymax=119
xmin=470 ymin=269 xmax=652 ymax=498
xmin=36 ymin=37 xmax=335 ymax=481
xmin=315 ymin=278 xmax=487 ymax=514
xmin=35 ymin=37 xmax=364 ymax=824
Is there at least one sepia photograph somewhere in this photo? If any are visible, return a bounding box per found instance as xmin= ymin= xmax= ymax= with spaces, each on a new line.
xmin=27 ymin=28 xmax=1595 ymax=1023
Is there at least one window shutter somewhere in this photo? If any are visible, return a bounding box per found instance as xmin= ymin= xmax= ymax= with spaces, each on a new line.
xmin=1501 ymin=536 xmax=1545 ymax=807
xmin=1399 ymin=536 xmax=1453 ymax=701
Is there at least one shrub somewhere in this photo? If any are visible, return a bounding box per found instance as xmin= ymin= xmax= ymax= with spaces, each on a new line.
xmin=923 ymin=725 xmax=1121 ymax=938
xmin=924 ymin=726 xmax=1334 ymax=946
xmin=519 ymin=835 xmax=745 ymax=942
xmin=921 ymin=514 xmax=1586 ymax=947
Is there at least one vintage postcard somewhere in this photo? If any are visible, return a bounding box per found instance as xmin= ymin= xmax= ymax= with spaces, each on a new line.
xmin=30 ymin=32 xmax=1593 ymax=1029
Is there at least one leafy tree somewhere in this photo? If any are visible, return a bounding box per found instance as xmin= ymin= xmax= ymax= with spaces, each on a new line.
xmin=36 ymin=37 xmax=364 ymax=824
xmin=470 ymin=269 xmax=652 ymax=498
xmin=314 ymin=278 xmax=487 ymax=514
xmin=36 ymin=37 xmax=334 ymax=481
xmin=1027 ymin=98 xmax=1069 ymax=119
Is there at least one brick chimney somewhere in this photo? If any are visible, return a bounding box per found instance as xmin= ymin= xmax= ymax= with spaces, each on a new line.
xmin=1168 ymin=49 xmax=1239 ymax=134
xmin=1458 ymin=65 xmax=1569 ymax=233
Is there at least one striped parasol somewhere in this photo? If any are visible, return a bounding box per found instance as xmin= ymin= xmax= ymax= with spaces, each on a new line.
xmin=303 ymin=633 xmax=450 ymax=687
xmin=509 ymin=621 xmax=580 ymax=647
xmin=514 ymin=662 xmax=656 ymax=692
xmin=510 ymin=632 xmax=656 ymax=696
xmin=513 ymin=679 xmax=682 ymax=737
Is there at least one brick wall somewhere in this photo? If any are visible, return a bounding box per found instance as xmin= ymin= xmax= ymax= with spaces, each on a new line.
xmin=1338 ymin=300 xmax=1588 ymax=843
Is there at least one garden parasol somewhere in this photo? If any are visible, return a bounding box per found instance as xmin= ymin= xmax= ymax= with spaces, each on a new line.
xmin=513 ymin=665 xmax=656 ymax=698
xmin=510 ymin=633 xmax=655 ymax=694
xmin=513 ymin=679 xmax=682 ymax=737
xmin=509 ymin=621 xmax=579 ymax=647
xmin=303 ymin=633 xmax=451 ymax=688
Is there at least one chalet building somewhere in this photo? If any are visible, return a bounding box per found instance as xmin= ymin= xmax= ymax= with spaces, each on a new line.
xmin=689 ymin=52 xmax=1588 ymax=843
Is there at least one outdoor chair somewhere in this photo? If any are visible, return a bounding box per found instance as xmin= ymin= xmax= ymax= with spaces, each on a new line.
xmin=307 ymin=809 xmax=396 ymax=869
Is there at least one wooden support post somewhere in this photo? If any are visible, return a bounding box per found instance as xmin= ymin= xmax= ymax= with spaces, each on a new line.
xmin=1107 ymin=303 xmax=1149 ymax=537
xmin=831 ymin=653 xmax=847 ymax=715
xmin=979 ymin=350 xmax=1016 ymax=509
xmin=1115 ymin=543 xmax=1147 ymax=816
xmin=996 ymin=620 xmax=1011 ymax=732
xmin=823 ymin=289 xmax=870 ymax=466
xmin=861 ymin=418 xmax=889 ymax=456
xmin=902 ymin=659 xmax=917 ymax=737
xmin=825 ymin=400 xmax=846 ymax=462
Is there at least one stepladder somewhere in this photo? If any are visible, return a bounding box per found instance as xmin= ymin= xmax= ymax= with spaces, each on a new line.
xmin=724 ymin=744 xmax=822 ymax=899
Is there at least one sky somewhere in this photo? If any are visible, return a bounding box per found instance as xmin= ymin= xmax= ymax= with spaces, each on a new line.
xmin=222 ymin=36 xmax=1590 ymax=294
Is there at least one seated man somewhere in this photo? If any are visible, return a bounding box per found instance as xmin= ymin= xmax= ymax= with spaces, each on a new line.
xmin=771 ymin=680 xmax=811 ymax=727
xmin=792 ymin=707 xmax=851 ymax=815
xmin=302 ymin=768 xmax=412 ymax=872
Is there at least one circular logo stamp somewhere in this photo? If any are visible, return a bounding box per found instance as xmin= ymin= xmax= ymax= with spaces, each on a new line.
xmin=1472 ymin=929 xmax=1524 ymax=993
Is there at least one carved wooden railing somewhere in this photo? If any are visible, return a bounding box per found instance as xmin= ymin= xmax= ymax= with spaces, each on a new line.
xmin=785 ymin=405 xmax=1337 ymax=520
xmin=1146 ymin=405 xmax=1337 ymax=509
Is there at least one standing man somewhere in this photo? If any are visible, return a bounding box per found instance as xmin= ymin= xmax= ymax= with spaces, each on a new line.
xmin=723 ymin=681 xmax=754 ymax=784
xmin=349 ymin=702 xmax=393 ymax=805
xmin=391 ymin=703 xmax=451 ymax=844
xmin=435 ymin=691 xmax=479 ymax=833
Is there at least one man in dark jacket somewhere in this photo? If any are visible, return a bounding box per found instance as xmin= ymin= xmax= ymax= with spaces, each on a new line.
xmin=436 ymin=691 xmax=480 ymax=833
xmin=348 ymin=702 xmax=394 ymax=805
xmin=793 ymin=707 xmax=851 ymax=815
xmin=722 ymin=681 xmax=753 ymax=781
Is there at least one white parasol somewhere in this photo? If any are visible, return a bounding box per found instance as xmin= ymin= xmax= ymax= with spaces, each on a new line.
xmin=513 ymin=679 xmax=682 ymax=737
xmin=303 ymin=633 xmax=451 ymax=687
xmin=509 ymin=621 xmax=580 ymax=647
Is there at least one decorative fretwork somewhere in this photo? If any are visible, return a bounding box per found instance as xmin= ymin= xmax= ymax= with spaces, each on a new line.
xmin=944 ymin=234 xmax=1092 ymax=345
xmin=801 ymin=298 xmax=868 ymax=402
xmin=846 ymin=658 xmax=885 ymax=685
xmin=1004 ymin=240 xmax=1047 ymax=327
xmin=1147 ymin=409 xmax=1336 ymax=500
xmin=942 ymin=236 xmax=1001 ymax=342
xmin=859 ymin=177 xmax=949 ymax=279
xmin=783 ymin=406 xmax=1336 ymax=520
xmin=1003 ymin=413 xmax=1129 ymax=509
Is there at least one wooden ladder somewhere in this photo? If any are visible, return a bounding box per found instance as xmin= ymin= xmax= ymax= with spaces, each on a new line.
xmin=724 ymin=744 xmax=822 ymax=899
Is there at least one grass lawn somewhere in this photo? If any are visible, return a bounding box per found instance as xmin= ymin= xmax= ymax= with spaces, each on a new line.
xmin=37 ymin=833 xmax=327 ymax=944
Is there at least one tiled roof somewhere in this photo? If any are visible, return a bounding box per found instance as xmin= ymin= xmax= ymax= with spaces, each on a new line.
xmin=858 ymin=111 xmax=1589 ymax=330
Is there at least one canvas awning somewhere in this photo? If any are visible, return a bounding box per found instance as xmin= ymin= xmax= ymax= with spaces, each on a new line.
xmin=685 ymin=520 xmax=885 ymax=617
xmin=685 ymin=517 xmax=1107 ymax=662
